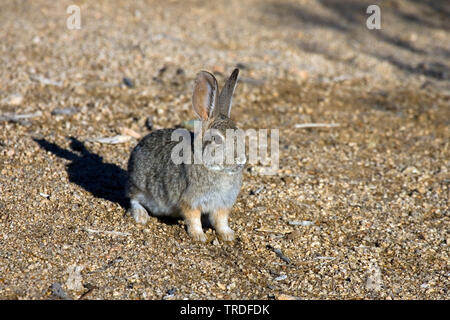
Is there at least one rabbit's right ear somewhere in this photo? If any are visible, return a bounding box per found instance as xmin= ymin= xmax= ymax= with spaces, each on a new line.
xmin=217 ymin=68 xmax=239 ymax=117
xmin=192 ymin=71 xmax=219 ymax=121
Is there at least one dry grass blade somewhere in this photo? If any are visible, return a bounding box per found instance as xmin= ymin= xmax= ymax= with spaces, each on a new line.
xmin=0 ymin=111 xmax=42 ymax=122
xmin=83 ymin=228 xmax=131 ymax=237
xmin=85 ymin=135 xmax=132 ymax=144
xmin=294 ymin=123 xmax=340 ymax=129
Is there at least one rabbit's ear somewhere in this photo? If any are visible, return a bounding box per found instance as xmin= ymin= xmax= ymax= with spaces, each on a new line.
xmin=217 ymin=68 xmax=239 ymax=117
xmin=192 ymin=71 xmax=219 ymax=120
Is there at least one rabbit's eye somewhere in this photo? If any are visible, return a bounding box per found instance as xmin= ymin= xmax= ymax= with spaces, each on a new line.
xmin=212 ymin=134 xmax=224 ymax=144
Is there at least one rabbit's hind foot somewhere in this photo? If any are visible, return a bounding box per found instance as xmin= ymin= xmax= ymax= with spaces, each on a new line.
xmin=127 ymin=199 xmax=150 ymax=225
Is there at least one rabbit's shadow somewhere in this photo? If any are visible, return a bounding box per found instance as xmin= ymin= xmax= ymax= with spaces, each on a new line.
xmin=34 ymin=137 xmax=129 ymax=209
xmin=34 ymin=137 xmax=214 ymax=228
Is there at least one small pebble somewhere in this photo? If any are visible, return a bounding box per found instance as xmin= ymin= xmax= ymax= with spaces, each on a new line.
xmin=51 ymin=107 xmax=79 ymax=116
xmin=51 ymin=283 xmax=70 ymax=300
xmin=122 ymin=77 xmax=134 ymax=88
xmin=145 ymin=116 xmax=153 ymax=130
xmin=163 ymin=288 xmax=176 ymax=299
xmin=267 ymin=245 xmax=291 ymax=264
xmin=236 ymin=63 xmax=248 ymax=70
xmin=276 ymin=294 xmax=301 ymax=300
xmin=286 ymin=230 xmax=301 ymax=240
xmin=274 ymin=275 xmax=287 ymax=281
xmin=288 ymin=220 xmax=314 ymax=226
xmin=4 ymin=93 xmax=23 ymax=106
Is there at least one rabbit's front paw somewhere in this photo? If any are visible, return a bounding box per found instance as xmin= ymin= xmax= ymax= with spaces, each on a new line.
xmin=188 ymin=227 xmax=207 ymax=242
xmin=217 ymin=226 xmax=235 ymax=241
xmin=128 ymin=200 xmax=149 ymax=224
xmin=210 ymin=209 xmax=235 ymax=241
xmin=181 ymin=206 xmax=206 ymax=242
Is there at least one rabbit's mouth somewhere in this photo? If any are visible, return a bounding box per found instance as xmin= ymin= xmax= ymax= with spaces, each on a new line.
xmin=204 ymin=163 xmax=244 ymax=175
xmin=225 ymin=164 xmax=245 ymax=175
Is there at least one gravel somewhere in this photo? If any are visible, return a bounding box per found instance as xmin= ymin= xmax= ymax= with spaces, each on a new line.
xmin=0 ymin=0 xmax=448 ymax=299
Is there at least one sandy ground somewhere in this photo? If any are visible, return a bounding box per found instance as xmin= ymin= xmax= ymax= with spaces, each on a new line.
xmin=0 ymin=0 xmax=449 ymax=299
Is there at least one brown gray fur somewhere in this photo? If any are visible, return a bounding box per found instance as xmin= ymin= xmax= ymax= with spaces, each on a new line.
xmin=126 ymin=69 xmax=244 ymax=242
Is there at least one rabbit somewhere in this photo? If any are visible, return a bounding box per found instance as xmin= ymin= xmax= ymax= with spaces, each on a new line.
xmin=126 ymin=68 xmax=246 ymax=242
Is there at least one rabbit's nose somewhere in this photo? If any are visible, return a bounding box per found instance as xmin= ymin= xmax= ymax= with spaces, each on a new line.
xmin=236 ymin=154 xmax=247 ymax=165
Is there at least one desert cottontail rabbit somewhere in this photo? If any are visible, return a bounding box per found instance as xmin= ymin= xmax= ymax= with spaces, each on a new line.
xmin=126 ymin=68 xmax=245 ymax=242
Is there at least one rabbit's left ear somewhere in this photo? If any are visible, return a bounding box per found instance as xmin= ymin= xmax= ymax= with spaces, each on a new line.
xmin=217 ymin=68 xmax=239 ymax=117
xmin=192 ymin=71 xmax=219 ymax=120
